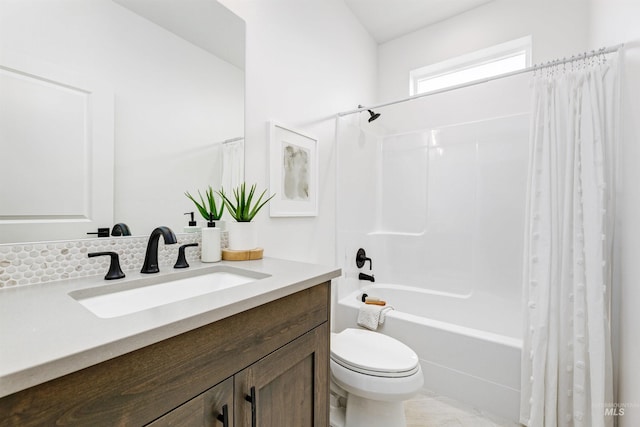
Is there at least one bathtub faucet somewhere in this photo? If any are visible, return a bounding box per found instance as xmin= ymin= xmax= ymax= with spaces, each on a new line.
xmin=359 ymin=272 xmax=375 ymax=282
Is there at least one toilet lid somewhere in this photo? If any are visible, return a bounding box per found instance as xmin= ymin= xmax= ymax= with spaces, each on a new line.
xmin=331 ymin=328 xmax=419 ymax=378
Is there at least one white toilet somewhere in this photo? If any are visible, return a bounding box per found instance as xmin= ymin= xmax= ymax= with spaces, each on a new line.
xmin=329 ymin=328 xmax=424 ymax=427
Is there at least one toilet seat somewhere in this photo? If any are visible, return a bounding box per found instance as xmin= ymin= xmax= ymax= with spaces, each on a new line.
xmin=331 ymin=328 xmax=420 ymax=378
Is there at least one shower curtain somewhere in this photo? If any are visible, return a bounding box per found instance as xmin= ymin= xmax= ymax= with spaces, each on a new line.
xmin=221 ymin=138 xmax=244 ymax=191
xmin=520 ymin=55 xmax=619 ymax=427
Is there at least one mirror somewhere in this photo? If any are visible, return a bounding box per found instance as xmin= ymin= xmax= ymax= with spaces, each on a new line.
xmin=0 ymin=0 xmax=245 ymax=244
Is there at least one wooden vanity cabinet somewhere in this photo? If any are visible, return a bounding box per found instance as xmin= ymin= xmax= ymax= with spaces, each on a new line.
xmin=0 ymin=282 xmax=330 ymax=427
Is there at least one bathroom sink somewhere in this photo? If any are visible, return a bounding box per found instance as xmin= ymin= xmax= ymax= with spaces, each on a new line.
xmin=69 ymin=267 xmax=268 ymax=318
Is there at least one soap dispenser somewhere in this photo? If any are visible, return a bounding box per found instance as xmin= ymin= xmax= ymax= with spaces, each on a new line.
xmin=183 ymin=212 xmax=200 ymax=233
xmin=201 ymin=214 xmax=221 ymax=262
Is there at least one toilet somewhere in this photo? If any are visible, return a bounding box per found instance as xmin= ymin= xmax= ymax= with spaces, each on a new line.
xmin=329 ymin=328 xmax=424 ymax=427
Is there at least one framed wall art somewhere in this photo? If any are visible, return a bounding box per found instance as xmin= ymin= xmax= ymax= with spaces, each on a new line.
xmin=269 ymin=122 xmax=318 ymax=217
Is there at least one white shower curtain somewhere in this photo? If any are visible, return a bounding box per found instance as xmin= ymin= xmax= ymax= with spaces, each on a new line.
xmin=221 ymin=138 xmax=245 ymax=191
xmin=520 ymin=55 xmax=619 ymax=427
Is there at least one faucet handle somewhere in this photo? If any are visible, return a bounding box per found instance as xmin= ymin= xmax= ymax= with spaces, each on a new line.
xmin=88 ymin=251 xmax=126 ymax=280
xmin=174 ymin=243 xmax=199 ymax=269
xmin=356 ymin=248 xmax=372 ymax=270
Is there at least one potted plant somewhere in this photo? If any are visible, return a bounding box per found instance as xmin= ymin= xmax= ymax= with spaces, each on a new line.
xmin=218 ymin=183 xmax=275 ymax=250
xmin=185 ymin=186 xmax=225 ymax=230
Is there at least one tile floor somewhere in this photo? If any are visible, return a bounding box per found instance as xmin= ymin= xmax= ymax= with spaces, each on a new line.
xmin=404 ymin=391 xmax=522 ymax=427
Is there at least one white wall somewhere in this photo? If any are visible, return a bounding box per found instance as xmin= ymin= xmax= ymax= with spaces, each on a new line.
xmin=378 ymin=0 xmax=590 ymax=102
xmin=220 ymin=0 xmax=377 ymax=266
xmin=589 ymin=1 xmax=640 ymax=425
xmin=1 ymin=0 xmax=243 ymax=238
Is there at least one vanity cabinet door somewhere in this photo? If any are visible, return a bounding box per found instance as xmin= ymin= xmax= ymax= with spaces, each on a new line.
xmin=147 ymin=377 xmax=233 ymax=427
xmin=234 ymin=323 xmax=329 ymax=427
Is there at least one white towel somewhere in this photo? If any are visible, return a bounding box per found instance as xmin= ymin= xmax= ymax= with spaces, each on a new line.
xmin=357 ymin=304 xmax=394 ymax=331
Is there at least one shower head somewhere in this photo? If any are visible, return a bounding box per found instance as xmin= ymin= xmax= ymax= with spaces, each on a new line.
xmin=358 ymin=105 xmax=381 ymax=122
xmin=367 ymin=110 xmax=381 ymax=122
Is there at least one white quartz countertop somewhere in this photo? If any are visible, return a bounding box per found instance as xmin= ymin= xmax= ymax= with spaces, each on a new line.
xmin=0 ymin=257 xmax=341 ymax=398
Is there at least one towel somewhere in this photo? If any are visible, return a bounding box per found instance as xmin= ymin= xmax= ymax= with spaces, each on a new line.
xmin=357 ymin=304 xmax=394 ymax=331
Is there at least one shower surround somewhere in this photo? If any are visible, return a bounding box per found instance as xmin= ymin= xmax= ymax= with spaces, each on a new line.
xmin=335 ymin=73 xmax=531 ymax=421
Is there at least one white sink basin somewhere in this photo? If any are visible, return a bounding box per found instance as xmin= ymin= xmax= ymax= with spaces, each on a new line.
xmin=70 ymin=267 xmax=268 ymax=318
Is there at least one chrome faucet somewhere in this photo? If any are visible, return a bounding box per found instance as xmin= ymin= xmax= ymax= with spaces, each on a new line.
xmin=141 ymin=226 xmax=177 ymax=274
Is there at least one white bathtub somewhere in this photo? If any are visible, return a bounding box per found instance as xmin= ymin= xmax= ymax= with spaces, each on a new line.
xmin=333 ymin=283 xmax=522 ymax=422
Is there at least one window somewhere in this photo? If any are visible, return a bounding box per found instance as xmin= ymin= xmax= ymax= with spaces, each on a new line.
xmin=409 ymin=36 xmax=532 ymax=95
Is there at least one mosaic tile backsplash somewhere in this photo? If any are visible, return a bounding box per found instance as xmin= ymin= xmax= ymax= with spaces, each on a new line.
xmin=0 ymin=232 xmax=228 ymax=288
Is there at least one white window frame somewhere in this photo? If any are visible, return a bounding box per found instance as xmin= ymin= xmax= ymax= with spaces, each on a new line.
xmin=409 ymin=36 xmax=532 ymax=96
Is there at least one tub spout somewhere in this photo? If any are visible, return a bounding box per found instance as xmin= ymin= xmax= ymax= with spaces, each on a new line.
xmin=359 ymin=272 xmax=375 ymax=282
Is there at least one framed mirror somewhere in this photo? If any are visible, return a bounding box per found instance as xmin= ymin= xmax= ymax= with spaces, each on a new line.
xmin=0 ymin=0 xmax=245 ymax=243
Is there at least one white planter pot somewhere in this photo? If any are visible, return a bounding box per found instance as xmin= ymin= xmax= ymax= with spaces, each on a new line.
xmin=227 ymin=221 xmax=258 ymax=250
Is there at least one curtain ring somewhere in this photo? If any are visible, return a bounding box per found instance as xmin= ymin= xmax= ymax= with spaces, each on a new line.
xmin=570 ymin=55 xmax=575 ymax=72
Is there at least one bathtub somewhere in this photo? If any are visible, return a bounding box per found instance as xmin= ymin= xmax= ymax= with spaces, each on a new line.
xmin=333 ymin=283 xmax=522 ymax=422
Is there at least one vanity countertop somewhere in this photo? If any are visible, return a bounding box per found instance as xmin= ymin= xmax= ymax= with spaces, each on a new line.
xmin=0 ymin=257 xmax=341 ymax=398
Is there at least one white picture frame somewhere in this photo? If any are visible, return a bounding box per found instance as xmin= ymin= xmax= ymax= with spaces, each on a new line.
xmin=269 ymin=122 xmax=318 ymax=217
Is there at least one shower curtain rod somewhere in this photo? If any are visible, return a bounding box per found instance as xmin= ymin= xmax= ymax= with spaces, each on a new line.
xmin=220 ymin=136 xmax=244 ymax=144
xmin=337 ymin=43 xmax=624 ymax=117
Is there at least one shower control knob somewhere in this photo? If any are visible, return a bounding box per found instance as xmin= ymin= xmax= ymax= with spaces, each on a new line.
xmin=356 ymin=248 xmax=372 ymax=270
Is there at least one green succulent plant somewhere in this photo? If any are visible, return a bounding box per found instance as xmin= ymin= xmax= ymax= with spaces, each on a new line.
xmin=185 ymin=186 xmax=224 ymax=221
xmin=218 ymin=183 xmax=275 ymax=222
